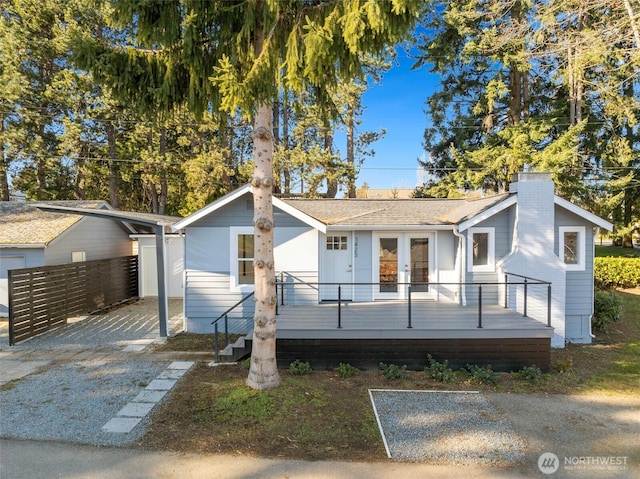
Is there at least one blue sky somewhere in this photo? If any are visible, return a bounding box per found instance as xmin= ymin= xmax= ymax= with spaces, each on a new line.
xmin=336 ymin=48 xmax=439 ymax=191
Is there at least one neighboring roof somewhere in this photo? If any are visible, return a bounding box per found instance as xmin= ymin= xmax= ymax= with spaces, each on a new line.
xmin=357 ymin=188 xmax=415 ymax=199
xmin=35 ymin=204 xmax=179 ymax=230
xmin=0 ymin=201 xmax=108 ymax=246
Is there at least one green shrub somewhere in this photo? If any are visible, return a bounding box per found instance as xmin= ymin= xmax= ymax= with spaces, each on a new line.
xmin=593 ymin=290 xmax=623 ymax=332
xmin=465 ymin=364 xmax=498 ymax=385
xmin=595 ymin=257 xmax=640 ymax=288
xmin=240 ymin=358 xmax=251 ymax=370
xmin=379 ymin=362 xmax=408 ymax=380
xmin=425 ymin=354 xmax=455 ymax=382
xmin=555 ymin=356 xmax=574 ymax=373
xmin=288 ymin=360 xmax=313 ymax=375
xmin=512 ymin=365 xmax=546 ymax=384
xmin=335 ymin=362 xmax=359 ymax=378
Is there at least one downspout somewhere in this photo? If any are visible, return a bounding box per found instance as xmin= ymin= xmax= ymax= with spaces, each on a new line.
xmin=453 ymin=226 xmax=467 ymax=306
xmin=179 ymin=229 xmax=187 ymax=333
xmin=589 ymin=227 xmax=600 ymax=339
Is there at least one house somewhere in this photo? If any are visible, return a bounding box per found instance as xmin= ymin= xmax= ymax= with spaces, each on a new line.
xmin=0 ymin=201 xmax=136 ymax=317
xmin=172 ymin=173 xmax=612 ymax=369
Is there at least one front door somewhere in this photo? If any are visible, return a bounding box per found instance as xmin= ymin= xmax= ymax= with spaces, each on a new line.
xmin=373 ymin=233 xmax=434 ymax=300
xmin=321 ymin=234 xmax=353 ymax=300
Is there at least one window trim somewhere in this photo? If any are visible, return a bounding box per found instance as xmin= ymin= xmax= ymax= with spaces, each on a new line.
xmin=559 ymin=226 xmax=586 ymax=271
xmin=71 ymin=251 xmax=86 ymax=263
xmin=467 ymin=227 xmax=495 ymax=273
xmin=229 ymin=226 xmax=255 ymax=292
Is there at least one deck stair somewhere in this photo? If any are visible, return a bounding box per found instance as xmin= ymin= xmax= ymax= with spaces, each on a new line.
xmin=218 ymin=335 xmax=252 ymax=362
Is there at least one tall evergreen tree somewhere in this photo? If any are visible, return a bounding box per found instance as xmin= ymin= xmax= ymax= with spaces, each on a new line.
xmin=74 ymin=0 xmax=424 ymax=389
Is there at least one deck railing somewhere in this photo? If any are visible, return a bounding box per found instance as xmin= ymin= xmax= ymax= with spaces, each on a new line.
xmin=275 ymin=272 xmax=552 ymax=330
xmin=211 ymin=292 xmax=254 ymax=362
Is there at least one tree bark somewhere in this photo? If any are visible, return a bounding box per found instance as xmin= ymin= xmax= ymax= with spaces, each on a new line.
xmin=106 ymin=122 xmax=120 ymax=209
xmin=246 ymin=102 xmax=280 ymax=390
xmin=0 ymin=117 xmax=9 ymax=201
xmin=346 ymin=108 xmax=356 ymax=198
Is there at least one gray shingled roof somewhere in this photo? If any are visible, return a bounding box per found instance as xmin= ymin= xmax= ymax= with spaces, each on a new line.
xmin=282 ymin=194 xmax=511 ymax=227
xmin=0 ymin=201 xmax=107 ymax=246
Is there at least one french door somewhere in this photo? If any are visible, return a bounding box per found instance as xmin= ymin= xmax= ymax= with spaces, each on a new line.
xmin=373 ymin=233 xmax=434 ymax=300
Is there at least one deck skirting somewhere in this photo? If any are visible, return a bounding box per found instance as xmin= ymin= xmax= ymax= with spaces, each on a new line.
xmin=251 ymin=337 xmax=551 ymax=372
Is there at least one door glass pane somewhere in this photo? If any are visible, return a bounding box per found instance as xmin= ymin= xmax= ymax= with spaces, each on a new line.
xmin=379 ymin=238 xmax=398 ymax=292
xmin=410 ymin=238 xmax=429 ymax=292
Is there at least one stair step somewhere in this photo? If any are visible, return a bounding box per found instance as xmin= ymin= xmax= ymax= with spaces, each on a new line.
xmin=216 ymin=335 xmax=251 ymax=362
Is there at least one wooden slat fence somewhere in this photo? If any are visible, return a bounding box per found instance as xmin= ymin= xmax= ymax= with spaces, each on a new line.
xmin=9 ymin=256 xmax=138 ymax=345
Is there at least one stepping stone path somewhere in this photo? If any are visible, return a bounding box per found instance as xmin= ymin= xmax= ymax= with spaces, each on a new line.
xmin=102 ymin=361 xmax=194 ymax=434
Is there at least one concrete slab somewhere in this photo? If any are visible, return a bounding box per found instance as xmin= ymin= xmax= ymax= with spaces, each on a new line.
xmin=157 ymin=369 xmax=187 ymax=379
xmin=145 ymin=379 xmax=176 ymax=390
xmin=117 ymin=402 xmax=156 ymax=418
xmin=133 ymin=390 xmax=168 ymax=403
xmin=101 ymin=417 xmax=142 ymax=434
xmin=167 ymin=361 xmax=194 ymax=370
xmin=0 ymin=360 xmax=50 ymax=386
xmin=122 ymin=344 xmax=148 ymax=352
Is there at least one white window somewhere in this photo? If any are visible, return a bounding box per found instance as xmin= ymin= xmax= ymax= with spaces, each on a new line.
xmin=559 ymin=226 xmax=585 ymax=271
xmin=71 ymin=251 xmax=86 ymax=262
xmin=326 ymin=236 xmax=348 ymax=250
xmin=467 ymin=227 xmax=495 ymax=272
xmin=230 ymin=227 xmax=254 ymax=291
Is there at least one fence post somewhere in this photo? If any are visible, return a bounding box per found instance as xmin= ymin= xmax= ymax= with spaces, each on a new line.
xmin=523 ymin=279 xmax=528 ymax=317
xmin=504 ymin=274 xmax=508 ymax=308
xmin=477 ymin=284 xmax=483 ymax=328
xmin=214 ymin=322 xmax=220 ymax=363
xmin=547 ymin=284 xmax=552 ymax=327
xmin=337 ymin=285 xmax=342 ymax=329
xmin=275 ymin=280 xmax=278 ymax=315
xmin=407 ymin=285 xmax=413 ymax=328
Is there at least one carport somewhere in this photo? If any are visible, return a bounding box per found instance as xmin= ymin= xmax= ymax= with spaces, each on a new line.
xmin=34 ymin=205 xmax=180 ymax=337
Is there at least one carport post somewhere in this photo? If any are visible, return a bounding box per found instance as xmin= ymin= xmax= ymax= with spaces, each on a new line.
xmin=155 ymin=225 xmax=169 ymax=337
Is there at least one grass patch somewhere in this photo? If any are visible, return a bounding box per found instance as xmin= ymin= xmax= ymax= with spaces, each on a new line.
xmin=595 ymin=245 xmax=640 ymax=258
xmin=143 ymin=364 xmax=385 ymax=461
xmin=154 ymin=332 xmax=240 ymax=352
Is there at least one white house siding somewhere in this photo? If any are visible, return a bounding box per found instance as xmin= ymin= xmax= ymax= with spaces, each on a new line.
xmin=554 ymin=206 xmax=596 ymax=343
xmin=0 ymin=249 xmax=44 ymax=316
xmin=44 ymin=216 xmax=131 ymax=265
xmin=465 ymin=209 xmax=512 ymax=305
xmin=182 ymin=198 xmax=319 ymax=332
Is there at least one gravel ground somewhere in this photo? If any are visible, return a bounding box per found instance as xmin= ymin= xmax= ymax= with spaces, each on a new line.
xmin=370 ymin=390 xmax=526 ymax=465
xmin=0 ymin=359 xmax=169 ymax=447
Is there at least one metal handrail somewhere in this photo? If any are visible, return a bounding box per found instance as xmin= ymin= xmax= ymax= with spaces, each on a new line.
xmin=275 ymin=275 xmax=553 ymax=330
xmin=211 ymin=291 xmax=254 ymax=362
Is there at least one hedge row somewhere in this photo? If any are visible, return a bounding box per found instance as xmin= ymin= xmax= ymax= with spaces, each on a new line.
xmin=594 ymin=257 xmax=640 ymax=288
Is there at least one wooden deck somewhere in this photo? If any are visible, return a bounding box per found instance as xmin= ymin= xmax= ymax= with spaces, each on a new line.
xmin=275 ymin=301 xmax=553 ymax=340
xmin=253 ymin=301 xmax=554 ymax=371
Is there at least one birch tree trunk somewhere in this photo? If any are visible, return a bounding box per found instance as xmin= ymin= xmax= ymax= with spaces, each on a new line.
xmin=246 ymin=102 xmax=280 ymax=390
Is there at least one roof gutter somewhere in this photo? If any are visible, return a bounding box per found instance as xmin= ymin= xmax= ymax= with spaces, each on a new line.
xmin=0 ymin=243 xmax=47 ymax=249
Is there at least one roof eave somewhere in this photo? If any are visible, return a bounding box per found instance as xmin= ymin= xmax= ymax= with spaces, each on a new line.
xmin=554 ymin=196 xmax=613 ymax=231
xmin=457 ymin=196 xmax=517 ymax=232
